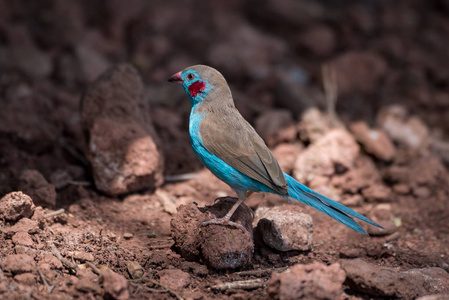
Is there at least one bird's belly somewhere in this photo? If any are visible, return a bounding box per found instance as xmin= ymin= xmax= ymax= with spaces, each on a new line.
xmin=189 ymin=110 xmax=274 ymax=193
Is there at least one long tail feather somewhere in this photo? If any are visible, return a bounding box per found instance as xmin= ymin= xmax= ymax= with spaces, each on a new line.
xmin=284 ymin=173 xmax=383 ymax=234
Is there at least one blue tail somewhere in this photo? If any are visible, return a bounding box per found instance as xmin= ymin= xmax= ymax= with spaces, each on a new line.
xmin=284 ymin=173 xmax=383 ymax=234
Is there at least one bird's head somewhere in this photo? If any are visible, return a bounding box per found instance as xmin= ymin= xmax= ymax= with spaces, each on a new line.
xmin=168 ymin=65 xmax=231 ymax=107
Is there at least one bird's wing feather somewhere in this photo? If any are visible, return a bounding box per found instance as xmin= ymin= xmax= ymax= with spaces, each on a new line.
xmin=200 ymin=108 xmax=288 ymax=195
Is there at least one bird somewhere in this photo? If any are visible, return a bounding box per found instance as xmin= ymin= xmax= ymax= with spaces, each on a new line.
xmin=168 ymin=65 xmax=382 ymax=234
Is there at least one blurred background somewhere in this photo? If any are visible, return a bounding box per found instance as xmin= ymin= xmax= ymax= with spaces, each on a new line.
xmin=1 ymin=0 xmax=449 ymax=186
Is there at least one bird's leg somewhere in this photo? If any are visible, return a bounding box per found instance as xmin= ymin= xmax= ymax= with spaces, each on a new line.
xmin=200 ymin=190 xmax=248 ymax=232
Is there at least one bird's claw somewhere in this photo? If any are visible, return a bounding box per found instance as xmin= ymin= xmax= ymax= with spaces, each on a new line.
xmin=200 ymin=218 xmax=248 ymax=233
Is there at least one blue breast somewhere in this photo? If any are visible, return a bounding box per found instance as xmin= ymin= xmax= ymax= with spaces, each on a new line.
xmin=189 ymin=110 xmax=274 ymax=194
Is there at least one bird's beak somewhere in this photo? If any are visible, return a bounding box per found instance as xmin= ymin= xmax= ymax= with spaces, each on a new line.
xmin=167 ymin=72 xmax=183 ymax=84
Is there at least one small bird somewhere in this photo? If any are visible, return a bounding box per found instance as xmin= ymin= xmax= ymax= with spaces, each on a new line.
xmin=168 ymin=65 xmax=382 ymax=234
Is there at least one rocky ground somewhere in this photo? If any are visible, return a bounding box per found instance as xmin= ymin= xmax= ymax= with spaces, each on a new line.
xmin=1 ymin=0 xmax=449 ymax=299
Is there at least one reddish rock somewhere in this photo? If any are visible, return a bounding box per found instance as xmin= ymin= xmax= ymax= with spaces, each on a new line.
xmin=341 ymin=258 xmax=449 ymax=298
xmin=294 ymin=129 xmax=360 ymax=183
xmin=298 ymin=108 xmax=331 ymax=143
xmin=377 ymin=105 xmax=430 ymax=151
xmin=81 ymin=64 xmax=164 ymax=196
xmin=158 ymin=269 xmax=191 ymax=290
xmin=267 ymin=262 xmax=346 ymax=300
xmin=101 ymin=269 xmax=129 ymax=300
xmin=350 ymin=121 xmax=396 ymax=161
xmin=0 ymin=191 xmax=35 ymax=222
xmin=255 ymin=109 xmax=297 ymax=147
xmin=76 ymin=278 xmax=102 ymax=294
xmin=14 ymin=273 xmax=35 ymax=285
xmin=330 ymin=51 xmax=387 ymax=96
xmin=254 ymin=205 xmax=313 ymax=251
xmin=18 ymin=169 xmax=57 ymax=207
xmin=171 ymin=198 xmax=254 ymax=270
xmin=199 ymin=198 xmax=254 ymax=270
xmin=3 ymin=218 xmax=40 ymax=238
xmin=361 ymin=185 xmax=393 ymax=202
xmin=12 ymin=232 xmax=35 ymax=247
xmin=2 ymin=254 xmax=36 ymax=274
xmin=298 ymin=24 xmax=336 ymax=56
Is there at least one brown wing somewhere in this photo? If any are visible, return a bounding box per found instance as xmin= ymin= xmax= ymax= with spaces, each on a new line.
xmin=200 ymin=108 xmax=288 ymax=196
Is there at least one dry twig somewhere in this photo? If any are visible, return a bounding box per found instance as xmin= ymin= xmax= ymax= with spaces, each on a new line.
xmin=37 ymin=268 xmax=54 ymax=294
xmin=44 ymin=209 xmax=65 ymax=219
xmin=210 ymin=278 xmax=265 ymax=292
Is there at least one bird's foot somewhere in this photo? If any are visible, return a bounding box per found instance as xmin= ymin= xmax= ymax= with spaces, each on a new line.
xmin=200 ymin=217 xmax=247 ymax=233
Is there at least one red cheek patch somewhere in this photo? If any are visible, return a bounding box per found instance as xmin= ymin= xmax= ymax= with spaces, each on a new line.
xmin=188 ymin=81 xmax=206 ymax=97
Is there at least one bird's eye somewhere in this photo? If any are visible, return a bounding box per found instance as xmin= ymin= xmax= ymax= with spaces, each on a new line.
xmin=187 ymin=73 xmax=194 ymax=80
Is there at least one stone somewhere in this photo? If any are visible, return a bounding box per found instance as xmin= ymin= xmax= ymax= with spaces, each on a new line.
xmin=2 ymin=254 xmax=36 ymax=274
xmin=267 ymin=262 xmax=346 ymax=300
xmin=14 ymin=273 xmax=35 ymax=285
xmin=341 ymin=258 xmax=449 ymax=298
xmin=3 ymin=218 xmax=40 ymax=238
xmin=255 ymin=109 xmax=297 ymax=147
xmin=12 ymin=232 xmax=35 ymax=248
xmin=71 ymin=251 xmax=94 ymax=262
xmin=171 ymin=198 xmax=254 ymax=270
xmin=76 ymin=278 xmax=102 ymax=294
xmin=361 ymin=185 xmax=393 ymax=202
xmin=350 ymin=121 xmax=396 ymax=161
xmin=158 ymin=269 xmax=191 ymax=290
xmin=377 ymin=105 xmax=429 ymax=151
xmin=81 ymin=64 xmax=164 ymax=196
xmin=254 ymin=205 xmax=313 ymax=251
xmin=298 ymin=108 xmax=331 ymax=143
xmin=18 ymin=169 xmax=57 ymax=207
xmin=0 ymin=191 xmax=35 ymax=222
xmin=101 ymin=269 xmax=129 ymax=300
xmin=293 ymin=129 xmax=360 ymax=183
xmin=126 ymin=261 xmax=144 ymax=279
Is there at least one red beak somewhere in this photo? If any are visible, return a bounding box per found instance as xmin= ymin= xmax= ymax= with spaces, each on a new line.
xmin=167 ymin=71 xmax=183 ymax=84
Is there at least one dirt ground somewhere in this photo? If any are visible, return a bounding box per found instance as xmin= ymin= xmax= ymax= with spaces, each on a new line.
xmin=1 ymin=0 xmax=449 ymax=299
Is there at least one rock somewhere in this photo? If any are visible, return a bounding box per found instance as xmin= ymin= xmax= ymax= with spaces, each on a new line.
xmin=3 ymin=218 xmax=40 ymax=238
xmin=123 ymin=233 xmax=134 ymax=240
xmin=366 ymin=219 xmax=398 ymax=236
xmin=361 ymin=185 xmax=393 ymax=202
xmin=171 ymin=198 xmax=254 ymax=270
xmin=255 ymin=109 xmax=297 ymax=147
xmin=341 ymin=258 xmax=449 ymax=298
xmin=298 ymin=24 xmax=336 ymax=57
xmin=14 ymin=273 xmax=35 ymax=285
xmin=126 ymin=261 xmax=144 ymax=279
xmin=0 ymin=191 xmax=35 ymax=221
xmin=350 ymin=121 xmax=396 ymax=161
xmin=199 ymin=198 xmax=254 ymax=270
xmin=158 ymin=269 xmax=191 ymax=290
xmin=18 ymin=169 xmax=57 ymax=207
xmin=76 ymin=278 xmax=102 ymax=294
xmin=254 ymin=205 xmax=313 ymax=251
xmin=12 ymin=232 xmax=35 ymax=248
xmin=101 ymin=269 xmax=129 ymax=300
xmin=298 ymin=108 xmax=331 ymax=143
xmin=2 ymin=254 xmax=36 ymax=274
xmin=40 ymin=255 xmax=63 ymax=270
xmin=70 ymin=251 xmax=94 ymax=262
xmin=329 ymin=51 xmax=387 ymax=96
xmin=170 ymin=202 xmax=208 ymax=261
xmin=81 ymin=64 xmax=164 ymax=196
xmin=416 ymin=295 xmax=449 ymax=300
xmin=267 ymin=262 xmax=346 ymax=300
xmin=293 ymin=129 xmax=360 ymax=183
xmin=377 ymin=105 xmax=429 ymax=151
